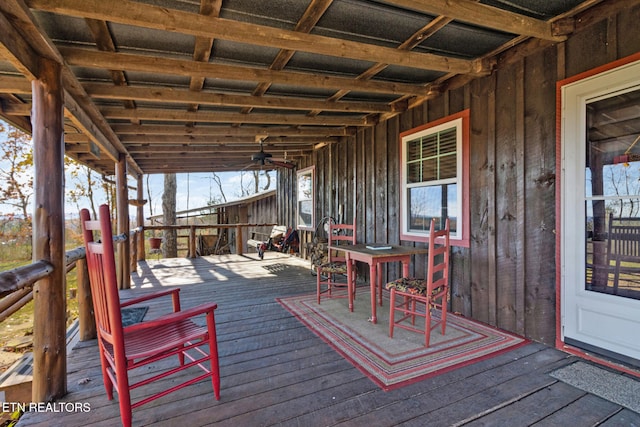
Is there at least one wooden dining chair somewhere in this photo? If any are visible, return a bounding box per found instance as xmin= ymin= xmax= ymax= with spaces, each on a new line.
xmin=81 ymin=204 xmax=220 ymax=427
xmin=316 ymin=218 xmax=357 ymax=306
xmin=386 ymin=218 xmax=450 ymax=347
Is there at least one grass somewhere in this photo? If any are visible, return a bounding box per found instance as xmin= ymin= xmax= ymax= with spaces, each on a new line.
xmin=0 ymin=263 xmax=80 ymax=349
xmin=0 ymin=243 xmax=81 ymax=350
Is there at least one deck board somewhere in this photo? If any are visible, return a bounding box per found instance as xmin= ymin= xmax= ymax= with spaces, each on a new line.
xmin=18 ymin=253 xmax=640 ymax=426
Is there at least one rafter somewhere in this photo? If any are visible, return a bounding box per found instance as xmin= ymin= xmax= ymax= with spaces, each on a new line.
xmin=381 ymin=0 xmax=567 ymax=41
xmin=110 ymin=124 xmax=355 ymax=137
xmin=27 ymin=0 xmax=486 ymax=74
xmin=100 ymin=107 xmax=374 ymax=127
xmin=84 ymin=83 xmax=400 ymax=114
xmin=59 ymin=47 xmax=434 ymax=98
xmin=0 ymin=0 xmax=142 ymax=175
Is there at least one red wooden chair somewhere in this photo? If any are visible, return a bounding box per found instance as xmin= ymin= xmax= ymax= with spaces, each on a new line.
xmin=317 ymin=218 xmax=357 ymax=306
xmin=386 ymin=218 xmax=450 ymax=347
xmin=81 ymin=204 xmax=220 ymax=427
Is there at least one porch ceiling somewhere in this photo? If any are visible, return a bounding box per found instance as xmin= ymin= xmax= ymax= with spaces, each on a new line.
xmin=0 ymin=0 xmax=608 ymax=175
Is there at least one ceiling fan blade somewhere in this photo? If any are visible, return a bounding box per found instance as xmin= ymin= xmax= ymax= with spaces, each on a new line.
xmin=267 ymin=159 xmax=296 ymax=169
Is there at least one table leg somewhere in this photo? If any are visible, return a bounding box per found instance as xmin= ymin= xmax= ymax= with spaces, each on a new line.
xmin=377 ymin=262 xmax=383 ymax=306
xmin=347 ymin=254 xmax=354 ymax=312
xmin=369 ymin=263 xmax=377 ymax=324
xmin=402 ymin=257 xmax=410 ymax=278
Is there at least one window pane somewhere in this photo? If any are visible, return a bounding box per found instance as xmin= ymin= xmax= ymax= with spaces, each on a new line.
xmin=408 ymin=186 xmax=442 ymax=231
xmin=447 ymin=184 xmax=458 ymax=234
xmin=408 ymin=184 xmax=458 ymax=233
xmin=586 ymin=87 xmax=640 ymax=199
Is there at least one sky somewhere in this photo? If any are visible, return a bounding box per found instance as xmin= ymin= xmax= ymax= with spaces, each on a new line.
xmin=139 ymin=171 xmax=273 ymax=219
xmin=0 ymin=119 xmax=274 ymax=220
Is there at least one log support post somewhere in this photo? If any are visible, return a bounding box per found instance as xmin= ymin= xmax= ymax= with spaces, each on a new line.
xmin=236 ymin=225 xmax=243 ymax=255
xmin=136 ymin=174 xmax=145 ymax=261
xmin=76 ymin=258 xmax=96 ymax=341
xmin=31 ymin=58 xmax=67 ymax=402
xmin=116 ymin=153 xmax=130 ymax=289
xmin=189 ymin=225 xmax=196 ymax=258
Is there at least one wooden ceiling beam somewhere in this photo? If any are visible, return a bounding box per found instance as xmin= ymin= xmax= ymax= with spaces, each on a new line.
xmin=0 ymin=6 xmax=40 ymax=80
xmin=381 ymin=0 xmax=566 ymax=41
xmin=111 ymin=124 xmax=354 ymax=137
xmin=84 ymin=17 xmax=137 ymax=117
xmin=188 ymin=0 xmax=222 ymax=112
xmin=120 ymin=135 xmax=337 ymax=145
xmin=309 ymin=14 xmax=453 ymax=117
xmin=0 ymin=75 xmax=32 ymax=93
xmin=125 ymin=144 xmax=313 ymax=154
xmin=242 ymin=0 xmax=334 ymax=115
xmin=83 ymin=83 xmax=399 ymax=114
xmin=100 ymin=107 xmax=374 ymax=127
xmin=0 ymin=0 xmax=142 ymax=175
xmin=60 ymin=47 xmax=432 ymax=98
xmin=134 ymin=165 xmax=280 ymax=174
xmin=27 ymin=0 xmax=485 ymax=74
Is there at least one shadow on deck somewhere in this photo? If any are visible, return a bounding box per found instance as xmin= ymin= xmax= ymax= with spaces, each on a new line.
xmin=18 ymin=253 xmax=640 ymax=426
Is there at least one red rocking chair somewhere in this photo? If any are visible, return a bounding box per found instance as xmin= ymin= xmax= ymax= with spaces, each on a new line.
xmin=81 ymin=204 xmax=220 ymax=427
xmin=386 ymin=218 xmax=450 ymax=347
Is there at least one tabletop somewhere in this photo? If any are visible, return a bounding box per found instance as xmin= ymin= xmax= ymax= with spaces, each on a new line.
xmin=332 ymin=243 xmax=428 ymax=258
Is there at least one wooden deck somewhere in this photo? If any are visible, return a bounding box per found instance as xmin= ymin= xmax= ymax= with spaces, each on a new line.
xmin=19 ymin=253 xmax=640 ymax=426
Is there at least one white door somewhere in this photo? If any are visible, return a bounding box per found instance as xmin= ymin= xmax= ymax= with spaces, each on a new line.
xmin=561 ymin=58 xmax=640 ymax=362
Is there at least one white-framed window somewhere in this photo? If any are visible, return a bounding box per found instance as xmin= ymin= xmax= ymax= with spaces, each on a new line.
xmin=296 ymin=166 xmax=315 ymax=231
xmin=400 ymin=109 xmax=469 ymax=247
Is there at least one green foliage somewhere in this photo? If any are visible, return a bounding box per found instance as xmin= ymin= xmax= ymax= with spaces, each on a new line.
xmin=0 ymin=123 xmax=33 ymax=220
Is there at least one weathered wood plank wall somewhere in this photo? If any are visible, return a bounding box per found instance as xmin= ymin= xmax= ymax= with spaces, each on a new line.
xmin=278 ymin=5 xmax=640 ymax=345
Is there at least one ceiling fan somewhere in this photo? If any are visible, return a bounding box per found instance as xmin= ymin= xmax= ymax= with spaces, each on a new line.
xmin=250 ymin=137 xmax=296 ymax=170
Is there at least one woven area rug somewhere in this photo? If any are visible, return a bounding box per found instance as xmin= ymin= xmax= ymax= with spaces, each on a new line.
xmin=278 ymin=292 xmax=527 ymax=390
xmin=121 ymin=306 xmax=148 ymax=327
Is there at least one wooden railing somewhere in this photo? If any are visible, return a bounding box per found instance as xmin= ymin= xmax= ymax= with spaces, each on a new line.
xmin=0 ymin=233 xmax=128 ymax=341
xmin=134 ymin=223 xmax=277 ymax=260
xmin=0 ymin=222 xmax=276 ymax=344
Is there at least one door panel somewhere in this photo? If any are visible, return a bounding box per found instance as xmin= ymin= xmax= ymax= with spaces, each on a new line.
xmin=561 ymin=59 xmax=640 ymax=361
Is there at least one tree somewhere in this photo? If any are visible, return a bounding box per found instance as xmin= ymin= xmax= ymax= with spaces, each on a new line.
xmin=209 ymin=172 xmax=227 ymax=204
xmin=162 ymin=173 xmax=177 ymax=257
xmin=238 ymin=170 xmax=272 ymax=197
xmin=0 ymin=123 xmax=33 ymax=220
xmin=65 ymin=157 xmax=100 ymax=218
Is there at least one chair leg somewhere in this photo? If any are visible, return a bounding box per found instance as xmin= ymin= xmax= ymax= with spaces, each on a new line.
xmin=98 ymin=347 xmax=113 ymax=399
xmin=206 ymin=312 xmax=221 ymax=401
xmin=441 ymin=295 xmax=448 ymax=336
xmin=425 ymin=301 xmax=432 ymax=347
xmin=179 ymin=346 xmax=185 ymax=366
xmin=389 ymin=289 xmax=396 ymax=338
xmin=317 ymin=268 xmax=322 ymax=304
xmin=115 ymin=368 xmax=132 ymax=427
xmin=410 ymin=298 xmax=416 ymax=325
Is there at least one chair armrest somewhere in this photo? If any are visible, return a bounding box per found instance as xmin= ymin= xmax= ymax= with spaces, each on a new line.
xmin=123 ymin=302 xmax=218 ymax=333
xmin=120 ymin=288 xmax=181 ymax=312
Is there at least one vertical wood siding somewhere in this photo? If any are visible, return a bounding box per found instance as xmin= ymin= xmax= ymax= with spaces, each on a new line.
xmin=277 ymin=6 xmax=640 ymax=344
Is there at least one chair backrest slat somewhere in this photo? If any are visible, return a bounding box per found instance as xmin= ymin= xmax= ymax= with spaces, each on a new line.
xmin=328 ymin=219 xmax=356 ymax=263
xmin=81 ymin=205 xmax=125 ymax=349
xmin=426 ymin=218 xmax=450 ymax=294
